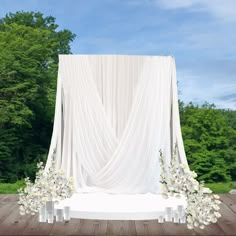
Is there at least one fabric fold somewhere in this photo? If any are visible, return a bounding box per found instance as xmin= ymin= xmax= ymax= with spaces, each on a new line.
xmin=45 ymin=54 xmax=189 ymax=194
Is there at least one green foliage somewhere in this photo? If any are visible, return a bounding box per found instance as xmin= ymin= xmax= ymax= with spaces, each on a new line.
xmin=180 ymin=102 xmax=236 ymax=183
xmin=0 ymin=179 xmax=26 ymax=194
xmin=0 ymin=11 xmax=75 ymax=182
xmin=205 ymin=182 xmax=236 ymax=194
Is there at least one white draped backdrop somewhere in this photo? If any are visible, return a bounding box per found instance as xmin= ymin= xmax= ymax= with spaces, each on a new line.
xmin=45 ymin=55 xmax=189 ymax=194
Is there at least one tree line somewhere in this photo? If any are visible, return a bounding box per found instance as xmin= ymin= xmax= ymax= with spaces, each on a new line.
xmin=0 ymin=11 xmax=235 ymax=183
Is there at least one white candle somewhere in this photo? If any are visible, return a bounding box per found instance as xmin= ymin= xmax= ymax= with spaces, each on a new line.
xmin=158 ymin=215 xmax=164 ymax=223
xmin=177 ymin=205 xmax=184 ymax=216
xmin=56 ymin=209 xmax=63 ymax=222
xmin=173 ymin=211 xmax=179 ymax=223
xmin=39 ymin=205 xmax=46 ymax=222
xmin=46 ymin=201 xmax=54 ymax=223
xmin=64 ymin=206 xmax=71 ymax=221
xmin=180 ymin=214 xmax=186 ymax=224
xmin=165 ymin=207 xmax=173 ymax=222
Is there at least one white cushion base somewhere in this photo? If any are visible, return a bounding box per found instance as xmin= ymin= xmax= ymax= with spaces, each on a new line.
xmin=54 ymin=193 xmax=187 ymax=220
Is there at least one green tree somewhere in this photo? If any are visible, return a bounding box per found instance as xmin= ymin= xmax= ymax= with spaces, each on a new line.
xmin=0 ymin=11 xmax=75 ymax=182
xmin=180 ymin=102 xmax=236 ymax=182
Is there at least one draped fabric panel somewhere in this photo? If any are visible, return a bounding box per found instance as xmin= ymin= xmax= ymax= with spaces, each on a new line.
xmin=45 ymin=55 xmax=189 ymax=194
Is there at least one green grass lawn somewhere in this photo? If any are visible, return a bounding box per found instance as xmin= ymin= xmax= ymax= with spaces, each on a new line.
xmin=0 ymin=180 xmax=235 ymax=194
xmin=205 ymin=181 xmax=236 ymax=194
xmin=0 ymin=180 xmax=26 ymax=194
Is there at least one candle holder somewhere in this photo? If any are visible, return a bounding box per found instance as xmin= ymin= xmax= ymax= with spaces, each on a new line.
xmin=165 ymin=207 xmax=173 ymax=222
xmin=56 ymin=209 xmax=63 ymax=222
xmin=177 ymin=205 xmax=186 ymax=223
xmin=158 ymin=215 xmax=164 ymax=223
xmin=39 ymin=205 xmax=47 ymax=222
xmin=46 ymin=200 xmax=55 ymax=223
xmin=64 ymin=206 xmax=70 ymax=221
xmin=177 ymin=205 xmax=184 ymax=217
xmin=180 ymin=213 xmax=186 ymax=223
xmin=173 ymin=211 xmax=179 ymax=223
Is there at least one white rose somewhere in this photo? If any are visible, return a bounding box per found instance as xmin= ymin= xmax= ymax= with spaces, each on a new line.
xmin=213 ymin=205 xmax=220 ymax=211
xmin=214 ymin=212 xmax=221 ymax=218
xmin=191 ymin=171 xmax=197 ymax=178
xmin=187 ymin=224 xmax=193 ymax=229
xmin=203 ymin=221 xmax=209 ymax=225
xmin=215 ymin=200 xmax=221 ymax=204
xmin=194 ymin=221 xmax=199 ymax=227
xmin=20 ymin=211 xmax=26 ymax=215
xmin=187 ymin=216 xmax=193 ymax=224
xmin=161 ymin=184 xmax=168 ymax=192
xmin=213 ymin=194 xmax=220 ymax=200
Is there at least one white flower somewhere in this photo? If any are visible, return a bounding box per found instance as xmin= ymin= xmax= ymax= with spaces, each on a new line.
xmin=211 ymin=217 xmax=217 ymax=223
xmin=203 ymin=221 xmax=209 ymax=225
xmin=168 ymin=186 xmax=174 ymax=191
xmin=191 ymin=171 xmax=197 ymax=178
xmin=202 ymin=187 xmax=212 ymax=194
xmin=180 ymin=163 xmax=188 ymax=169
xmin=213 ymin=194 xmax=220 ymax=200
xmin=214 ymin=212 xmax=221 ymax=218
xmin=187 ymin=224 xmax=193 ymax=229
xmin=187 ymin=216 xmax=193 ymax=224
xmin=215 ymin=200 xmax=221 ymax=204
xmin=194 ymin=221 xmax=199 ymax=227
xmin=158 ymin=147 xmax=222 ymax=230
xmin=161 ymin=193 xmax=168 ymax=199
xmin=213 ymin=205 xmax=220 ymax=211
xmin=17 ymin=159 xmax=75 ymax=216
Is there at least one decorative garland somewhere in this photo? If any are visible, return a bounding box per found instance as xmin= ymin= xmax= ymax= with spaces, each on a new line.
xmin=159 ymin=145 xmax=222 ymax=229
xmin=17 ymin=151 xmax=75 ymax=216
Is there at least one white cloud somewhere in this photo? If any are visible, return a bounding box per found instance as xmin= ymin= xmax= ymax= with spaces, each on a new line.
xmin=157 ymin=0 xmax=236 ymax=22
xmin=178 ymin=69 xmax=236 ymax=110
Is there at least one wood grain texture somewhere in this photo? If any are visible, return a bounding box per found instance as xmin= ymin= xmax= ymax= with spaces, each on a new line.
xmin=0 ymin=194 xmax=235 ymax=235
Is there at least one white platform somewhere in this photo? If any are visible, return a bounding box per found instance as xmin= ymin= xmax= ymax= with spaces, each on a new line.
xmin=54 ymin=193 xmax=187 ymax=220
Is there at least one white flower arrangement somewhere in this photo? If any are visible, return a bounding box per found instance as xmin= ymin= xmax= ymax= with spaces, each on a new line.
xmin=159 ymin=145 xmax=222 ymax=230
xmin=17 ymin=151 xmax=75 ymax=216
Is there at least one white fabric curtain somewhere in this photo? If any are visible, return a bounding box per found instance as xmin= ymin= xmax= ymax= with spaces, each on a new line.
xmin=45 ymin=55 xmax=189 ymax=194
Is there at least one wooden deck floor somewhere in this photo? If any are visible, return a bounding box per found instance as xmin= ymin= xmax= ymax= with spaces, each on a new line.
xmin=0 ymin=194 xmax=235 ymax=235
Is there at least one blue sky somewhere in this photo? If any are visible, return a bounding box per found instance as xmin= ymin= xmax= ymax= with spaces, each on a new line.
xmin=1 ymin=0 xmax=236 ymax=110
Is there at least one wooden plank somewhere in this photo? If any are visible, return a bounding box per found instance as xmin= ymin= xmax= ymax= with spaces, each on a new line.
xmin=227 ymin=194 xmax=236 ymax=203
xmin=21 ymin=212 xmax=54 ymax=235
xmin=49 ymin=219 xmax=80 ymax=235
xmin=215 ymin=199 xmax=236 ymax=235
xmin=118 ymin=220 xmax=137 ymax=235
xmin=33 ymin=222 xmax=54 ymax=235
xmin=145 ymin=220 xmax=164 ymax=235
xmin=0 ymin=194 xmax=236 ymax=235
xmin=0 ymin=194 xmax=18 ymax=202
xmin=0 ymin=203 xmax=33 ymax=235
xmin=162 ymin=222 xmax=196 ymax=235
xmin=106 ymin=220 xmax=127 ymax=235
xmin=220 ymin=194 xmax=236 ymax=214
xmin=193 ymin=222 xmax=225 ymax=235
xmin=135 ymin=220 xmax=149 ymax=235
xmin=77 ymin=219 xmax=97 ymax=235
xmin=0 ymin=202 xmax=18 ymax=224
xmin=93 ymin=220 xmax=107 ymax=235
